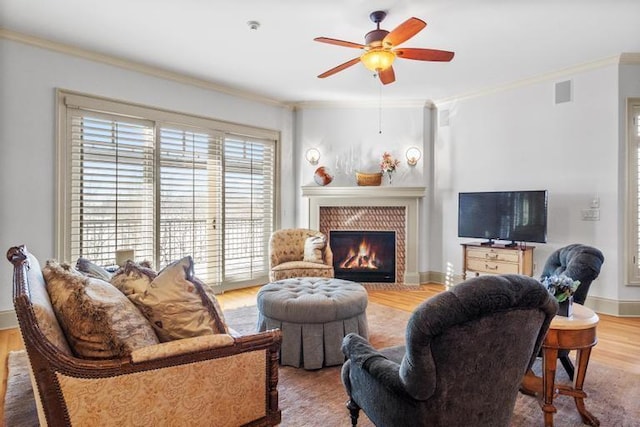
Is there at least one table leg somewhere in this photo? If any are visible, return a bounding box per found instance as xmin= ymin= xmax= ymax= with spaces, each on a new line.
xmin=542 ymin=347 xmax=559 ymax=427
xmin=573 ymin=348 xmax=600 ymax=426
xmin=520 ymin=368 xmax=541 ymax=396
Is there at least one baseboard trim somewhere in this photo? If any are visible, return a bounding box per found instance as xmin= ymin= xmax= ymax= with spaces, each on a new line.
xmin=585 ymin=296 xmax=640 ymax=317
xmin=423 ymin=271 xmax=444 ymax=285
xmin=421 ymin=272 xmax=640 ymax=317
xmin=0 ymin=309 xmax=18 ymax=330
xmin=422 ymin=270 xmax=466 ymax=290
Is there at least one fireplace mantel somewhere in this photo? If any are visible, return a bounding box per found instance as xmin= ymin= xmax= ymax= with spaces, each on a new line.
xmin=301 ymin=185 xmax=426 ymax=285
xmin=301 ymin=186 xmax=426 ymax=199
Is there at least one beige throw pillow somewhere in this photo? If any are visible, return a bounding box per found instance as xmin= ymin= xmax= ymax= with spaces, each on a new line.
xmin=130 ymin=256 xmax=228 ymax=342
xmin=43 ymin=260 xmax=159 ymax=359
xmin=111 ymin=260 xmax=157 ymax=296
xmin=303 ymin=235 xmax=326 ymax=264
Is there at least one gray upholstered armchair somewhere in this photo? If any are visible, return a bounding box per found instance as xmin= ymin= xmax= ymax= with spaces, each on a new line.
xmin=541 ymin=244 xmax=604 ymax=306
xmin=341 ymin=274 xmax=557 ymax=427
xmin=540 ymin=243 xmax=604 ymax=379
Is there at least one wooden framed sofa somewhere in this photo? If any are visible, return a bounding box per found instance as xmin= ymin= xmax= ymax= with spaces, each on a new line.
xmin=8 ymin=245 xmax=282 ymax=427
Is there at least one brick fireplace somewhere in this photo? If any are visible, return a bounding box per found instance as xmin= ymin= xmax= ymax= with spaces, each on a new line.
xmin=301 ymin=186 xmax=425 ymax=285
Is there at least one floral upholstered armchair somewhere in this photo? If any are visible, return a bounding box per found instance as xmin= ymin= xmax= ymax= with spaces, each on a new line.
xmin=8 ymin=245 xmax=282 ymax=427
xmin=269 ymin=228 xmax=334 ymax=281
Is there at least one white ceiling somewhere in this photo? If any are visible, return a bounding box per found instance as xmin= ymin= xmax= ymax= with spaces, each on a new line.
xmin=2 ymin=0 xmax=640 ymax=104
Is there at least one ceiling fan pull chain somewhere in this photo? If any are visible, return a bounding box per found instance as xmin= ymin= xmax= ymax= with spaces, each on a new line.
xmin=379 ymin=81 xmax=383 ymax=134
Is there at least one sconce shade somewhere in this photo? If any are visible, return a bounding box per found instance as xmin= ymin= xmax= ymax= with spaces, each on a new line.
xmin=406 ymin=147 xmax=422 ymax=166
xmin=360 ymin=49 xmax=396 ymax=72
xmin=305 ymin=148 xmax=320 ymax=165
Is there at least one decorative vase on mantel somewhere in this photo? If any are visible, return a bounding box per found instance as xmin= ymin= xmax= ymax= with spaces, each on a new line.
xmin=386 ymin=170 xmax=394 ymax=185
xmin=557 ymin=296 xmax=574 ymax=317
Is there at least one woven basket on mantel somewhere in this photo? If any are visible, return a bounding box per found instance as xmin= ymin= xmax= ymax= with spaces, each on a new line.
xmin=355 ymin=171 xmax=382 ymax=186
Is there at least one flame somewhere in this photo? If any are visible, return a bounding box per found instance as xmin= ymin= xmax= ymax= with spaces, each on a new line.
xmin=339 ymin=239 xmax=381 ymax=270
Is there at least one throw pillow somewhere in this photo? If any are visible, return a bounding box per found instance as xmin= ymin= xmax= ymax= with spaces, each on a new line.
xmin=303 ymin=235 xmax=326 ymax=264
xmin=111 ymin=260 xmax=157 ymax=296
xmin=75 ymin=257 xmax=113 ymax=282
xmin=130 ymin=256 xmax=228 ymax=342
xmin=43 ymin=260 xmax=159 ymax=359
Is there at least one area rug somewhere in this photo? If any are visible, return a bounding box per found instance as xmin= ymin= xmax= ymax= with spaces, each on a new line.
xmin=4 ymin=350 xmax=38 ymax=427
xmin=5 ymin=303 xmax=640 ymax=426
xmin=361 ymin=283 xmax=421 ymax=291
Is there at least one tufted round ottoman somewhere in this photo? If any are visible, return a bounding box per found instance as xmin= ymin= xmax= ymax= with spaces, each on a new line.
xmin=257 ymin=277 xmax=368 ymax=369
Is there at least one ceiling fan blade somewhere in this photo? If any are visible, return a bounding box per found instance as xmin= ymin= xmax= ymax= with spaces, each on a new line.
xmin=395 ymin=48 xmax=455 ymax=62
xmin=378 ymin=67 xmax=396 ymax=85
xmin=314 ymin=37 xmax=365 ymax=49
xmin=383 ymin=17 xmax=426 ymax=47
xmin=317 ymin=57 xmax=362 ymax=78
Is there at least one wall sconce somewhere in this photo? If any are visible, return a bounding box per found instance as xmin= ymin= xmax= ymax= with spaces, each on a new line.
xmin=406 ymin=147 xmax=422 ymax=166
xmin=305 ymin=148 xmax=320 ymax=165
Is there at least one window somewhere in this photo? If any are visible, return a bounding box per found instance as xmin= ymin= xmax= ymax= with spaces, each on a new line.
xmin=224 ymin=136 xmax=275 ymax=282
xmin=58 ymin=91 xmax=278 ymax=289
xmin=627 ymin=100 xmax=640 ymax=285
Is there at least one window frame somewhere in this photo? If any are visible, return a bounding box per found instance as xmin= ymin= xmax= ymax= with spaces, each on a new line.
xmin=626 ymin=98 xmax=640 ymax=286
xmin=56 ymin=89 xmax=280 ymax=288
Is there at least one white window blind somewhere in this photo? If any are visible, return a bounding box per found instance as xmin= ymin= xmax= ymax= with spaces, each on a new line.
xmin=159 ymin=127 xmax=223 ymax=285
xmin=68 ymin=111 xmax=155 ymax=266
xmin=224 ymin=136 xmax=276 ymax=281
xmin=60 ymin=91 xmax=278 ymax=289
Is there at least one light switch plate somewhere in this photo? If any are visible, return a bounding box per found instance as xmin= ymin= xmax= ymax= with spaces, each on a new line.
xmin=581 ymin=209 xmax=600 ymax=221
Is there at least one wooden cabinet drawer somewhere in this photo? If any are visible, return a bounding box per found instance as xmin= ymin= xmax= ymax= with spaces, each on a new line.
xmin=462 ymin=243 xmax=534 ymax=279
xmin=467 ymin=259 xmax=520 ymax=274
xmin=467 ymin=248 xmax=520 ymax=263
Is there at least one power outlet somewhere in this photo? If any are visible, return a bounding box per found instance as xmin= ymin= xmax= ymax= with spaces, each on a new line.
xmin=581 ymin=209 xmax=600 ymax=221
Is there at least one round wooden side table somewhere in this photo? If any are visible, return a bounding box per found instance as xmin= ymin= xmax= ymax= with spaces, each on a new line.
xmin=521 ymin=303 xmax=600 ymax=427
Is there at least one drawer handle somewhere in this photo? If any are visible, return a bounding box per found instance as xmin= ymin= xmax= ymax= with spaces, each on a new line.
xmin=485 ymin=264 xmax=499 ymax=270
xmin=485 ymin=253 xmax=499 ymax=260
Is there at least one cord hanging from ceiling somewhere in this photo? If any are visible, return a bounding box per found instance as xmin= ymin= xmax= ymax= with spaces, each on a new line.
xmin=378 ymin=75 xmax=383 ymax=134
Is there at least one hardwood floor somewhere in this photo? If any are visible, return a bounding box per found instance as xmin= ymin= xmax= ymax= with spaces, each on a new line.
xmin=2 ymin=283 xmax=639 ymax=422
xmin=215 ymin=284 xmax=640 ymax=374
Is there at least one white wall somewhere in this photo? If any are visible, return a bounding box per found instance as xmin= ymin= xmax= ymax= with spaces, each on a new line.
xmin=434 ymin=63 xmax=639 ymax=304
xmin=0 ymin=39 xmax=295 ymax=313
xmin=294 ymin=105 xmax=432 ymax=271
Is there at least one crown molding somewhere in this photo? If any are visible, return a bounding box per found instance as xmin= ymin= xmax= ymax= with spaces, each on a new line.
xmin=290 ymin=99 xmax=434 ymax=109
xmin=4 ymin=28 xmax=637 ymax=110
xmin=434 ymin=54 xmax=623 ymax=106
xmin=0 ymin=28 xmax=289 ymax=108
xmin=620 ymin=52 xmax=640 ymax=65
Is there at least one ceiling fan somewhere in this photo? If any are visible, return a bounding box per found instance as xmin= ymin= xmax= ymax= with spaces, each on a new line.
xmin=314 ymin=10 xmax=454 ymax=85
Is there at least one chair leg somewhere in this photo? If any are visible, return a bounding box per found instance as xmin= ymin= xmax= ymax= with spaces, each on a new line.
xmin=560 ymin=354 xmax=575 ymax=380
xmin=346 ymin=399 xmax=360 ymax=426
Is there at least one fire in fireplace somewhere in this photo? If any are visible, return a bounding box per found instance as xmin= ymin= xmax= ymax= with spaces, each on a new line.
xmin=330 ymin=230 xmax=396 ymax=283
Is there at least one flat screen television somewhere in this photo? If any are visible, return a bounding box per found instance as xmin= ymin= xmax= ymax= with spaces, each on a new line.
xmin=458 ymin=190 xmax=548 ymax=245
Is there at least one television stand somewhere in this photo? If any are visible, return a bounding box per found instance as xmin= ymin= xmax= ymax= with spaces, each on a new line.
xmin=461 ymin=242 xmax=534 ymax=280
xmin=479 ymin=239 xmax=495 ymax=246
xmin=493 ymin=241 xmax=518 ymax=248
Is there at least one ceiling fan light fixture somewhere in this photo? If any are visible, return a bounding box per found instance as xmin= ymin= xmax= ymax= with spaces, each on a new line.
xmin=314 ymin=11 xmax=453 ymax=82
xmin=360 ymin=49 xmax=396 ymax=72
